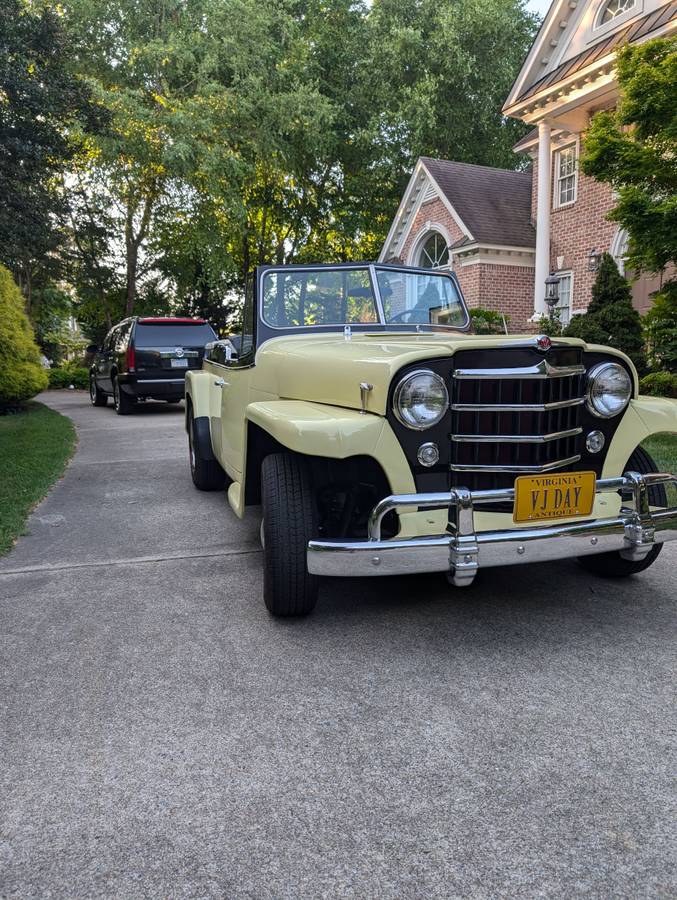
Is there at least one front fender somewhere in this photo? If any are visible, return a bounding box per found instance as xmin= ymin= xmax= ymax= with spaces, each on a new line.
xmin=602 ymin=396 xmax=677 ymax=477
xmin=232 ymin=400 xmax=415 ymax=518
xmin=184 ymin=370 xmax=212 ymax=429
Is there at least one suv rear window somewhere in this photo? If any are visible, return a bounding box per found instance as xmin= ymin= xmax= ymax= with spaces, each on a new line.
xmin=133 ymin=322 xmax=216 ymax=347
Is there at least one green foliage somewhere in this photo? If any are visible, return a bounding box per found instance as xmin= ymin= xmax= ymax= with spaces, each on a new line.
xmin=48 ymin=365 xmax=89 ymax=390
xmin=534 ymin=310 xmax=563 ymax=337
xmin=644 ymin=282 xmax=677 ymax=373
xmin=0 ymin=403 xmax=76 ymax=555
xmin=469 ymin=307 xmax=508 ymax=335
xmin=582 ymin=38 xmax=676 ymax=279
xmin=564 ymin=254 xmax=646 ymax=372
xmin=639 ymin=371 xmax=677 ymax=399
xmin=0 ymin=0 xmax=104 ymax=304
xmin=0 ymin=266 xmax=49 ymax=408
xmin=58 ymin=0 xmax=537 ymax=326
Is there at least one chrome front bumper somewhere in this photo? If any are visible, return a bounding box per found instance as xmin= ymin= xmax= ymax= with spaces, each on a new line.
xmin=307 ymin=471 xmax=677 ymax=586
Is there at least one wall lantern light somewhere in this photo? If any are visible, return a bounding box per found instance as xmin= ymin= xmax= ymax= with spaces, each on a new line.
xmin=587 ymin=247 xmax=602 ymax=272
xmin=545 ymin=273 xmax=560 ymax=309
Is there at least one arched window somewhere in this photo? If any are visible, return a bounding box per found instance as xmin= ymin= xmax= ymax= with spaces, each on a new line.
xmin=597 ymin=0 xmax=635 ymax=26
xmin=418 ymin=232 xmax=449 ymax=269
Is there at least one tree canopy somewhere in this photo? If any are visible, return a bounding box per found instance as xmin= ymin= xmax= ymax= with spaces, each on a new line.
xmin=2 ymin=0 xmax=538 ymax=335
xmin=582 ymin=37 xmax=677 ymax=278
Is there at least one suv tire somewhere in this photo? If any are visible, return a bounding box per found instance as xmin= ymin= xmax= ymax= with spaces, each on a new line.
xmin=188 ymin=412 xmax=226 ymax=491
xmin=89 ymin=374 xmax=107 ymax=407
xmin=261 ymin=453 xmax=319 ymax=617
xmin=577 ymin=446 xmax=666 ymax=578
xmin=112 ymin=375 xmax=135 ymax=416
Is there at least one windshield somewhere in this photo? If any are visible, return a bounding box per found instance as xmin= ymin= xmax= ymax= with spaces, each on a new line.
xmin=261 ymin=266 xmax=467 ymax=330
xmin=376 ymin=269 xmax=466 ymax=328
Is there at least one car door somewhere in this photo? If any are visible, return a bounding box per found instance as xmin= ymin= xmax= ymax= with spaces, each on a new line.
xmin=98 ymin=327 xmax=117 ymax=393
xmin=218 ymin=283 xmax=256 ymax=478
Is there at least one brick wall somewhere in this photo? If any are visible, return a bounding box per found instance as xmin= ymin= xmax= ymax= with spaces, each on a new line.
xmin=398 ymin=198 xmax=466 ymax=264
xmin=475 ymin=263 xmax=535 ymax=331
xmin=531 ymin=156 xmax=617 ymax=314
xmin=396 ymin=197 xmax=534 ymax=329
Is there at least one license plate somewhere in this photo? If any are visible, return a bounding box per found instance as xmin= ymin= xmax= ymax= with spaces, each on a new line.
xmin=170 ymin=358 xmax=188 ymax=368
xmin=513 ymin=471 xmax=596 ymax=523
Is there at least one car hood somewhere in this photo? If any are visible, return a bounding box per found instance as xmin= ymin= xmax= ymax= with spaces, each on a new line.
xmin=253 ymin=331 xmax=590 ymax=415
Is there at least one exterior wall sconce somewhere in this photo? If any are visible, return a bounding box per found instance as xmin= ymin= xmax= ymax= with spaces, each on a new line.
xmin=545 ymin=273 xmax=560 ymax=309
xmin=587 ymin=247 xmax=602 ymax=271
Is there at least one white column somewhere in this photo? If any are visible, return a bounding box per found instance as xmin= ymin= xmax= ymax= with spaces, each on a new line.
xmin=533 ymin=120 xmax=552 ymax=318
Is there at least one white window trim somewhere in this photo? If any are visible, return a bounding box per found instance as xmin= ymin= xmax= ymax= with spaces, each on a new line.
xmin=555 ymin=270 xmax=574 ymax=325
xmin=592 ymin=0 xmax=642 ymax=37
xmin=408 ymin=224 xmax=454 ymax=270
xmin=553 ymin=140 xmax=579 ymax=210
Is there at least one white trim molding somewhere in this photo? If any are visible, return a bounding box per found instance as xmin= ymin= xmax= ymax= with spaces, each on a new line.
xmin=454 ymin=243 xmax=536 ymax=268
xmin=407 ymin=223 xmax=454 ymax=267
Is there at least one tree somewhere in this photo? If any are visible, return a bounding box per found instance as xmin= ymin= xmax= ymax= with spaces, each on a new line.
xmin=0 ymin=0 xmax=103 ymax=308
xmin=582 ymin=38 xmax=676 ymax=279
xmin=644 ymin=281 xmax=677 ymax=373
xmin=0 ymin=266 xmax=49 ymax=408
xmin=61 ymin=0 xmax=538 ymax=327
xmin=565 ymin=253 xmax=646 ymax=372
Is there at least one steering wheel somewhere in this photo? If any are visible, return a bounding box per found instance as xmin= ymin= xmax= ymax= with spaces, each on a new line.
xmin=388 ymin=308 xmax=430 ymax=325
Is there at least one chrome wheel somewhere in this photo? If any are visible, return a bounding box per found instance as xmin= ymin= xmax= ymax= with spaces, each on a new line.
xmin=89 ymin=377 xmax=97 ymax=405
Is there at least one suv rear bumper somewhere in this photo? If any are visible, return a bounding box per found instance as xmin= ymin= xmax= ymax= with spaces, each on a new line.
xmin=307 ymin=471 xmax=677 ymax=586
xmin=120 ymin=374 xmax=186 ymax=399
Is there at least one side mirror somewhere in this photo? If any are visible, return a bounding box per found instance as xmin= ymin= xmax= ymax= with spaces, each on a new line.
xmin=86 ymin=344 xmax=99 ymax=354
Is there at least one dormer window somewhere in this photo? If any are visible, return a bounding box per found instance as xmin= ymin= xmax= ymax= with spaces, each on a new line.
xmin=418 ymin=232 xmax=450 ymax=269
xmin=597 ymin=0 xmax=636 ymax=26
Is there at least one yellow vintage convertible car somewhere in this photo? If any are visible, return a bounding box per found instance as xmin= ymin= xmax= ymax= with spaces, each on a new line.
xmin=185 ymin=263 xmax=677 ymax=616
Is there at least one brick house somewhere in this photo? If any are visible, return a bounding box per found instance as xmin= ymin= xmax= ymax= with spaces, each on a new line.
xmin=379 ymin=0 xmax=676 ymax=331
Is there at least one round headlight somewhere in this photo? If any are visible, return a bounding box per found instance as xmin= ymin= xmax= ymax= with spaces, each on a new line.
xmin=586 ymin=362 xmax=632 ymax=418
xmin=393 ymin=369 xmax=449 ymax=430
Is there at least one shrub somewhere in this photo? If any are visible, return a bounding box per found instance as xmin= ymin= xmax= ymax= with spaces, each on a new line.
xmin=0 ymin=265 xmax=48 ymax=408
xmin=644 ymin=281 xmax=677 ymax=373
xmin=534 ymin=311 xmax=563 ymax=337
xmin=564 ymin=254 xmax=647 ymax=372
xmin=470 ymin=307 xmax=508 ymax=335
xmin=48 ymin=364 xmax=89 ymax=390
xmin=639 ymin=371 xmax=677 ymax=398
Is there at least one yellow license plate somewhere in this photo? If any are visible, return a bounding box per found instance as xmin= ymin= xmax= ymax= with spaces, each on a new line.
xmin=513 ymin=471 xmax=596 ymax=523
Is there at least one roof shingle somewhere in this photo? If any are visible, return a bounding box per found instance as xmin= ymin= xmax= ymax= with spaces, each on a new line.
xmin=421 ymin=158 xmax=535 ymax=248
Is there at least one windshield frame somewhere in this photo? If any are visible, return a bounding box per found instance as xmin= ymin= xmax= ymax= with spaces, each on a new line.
xmin=257 ymin=263 xmax=471 ymax=337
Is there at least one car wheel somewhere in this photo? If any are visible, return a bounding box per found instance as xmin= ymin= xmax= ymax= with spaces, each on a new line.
xmin=112 ymin=376 xmax=135 ymax=416
xmin=89 ymin=374 xmax=107 ymax=407
xmin=577 ymin=446 xmax=666 ymax=578
xmin=261 ymin=453 xmax=319 ymax=617
xmin=188 ymin=412 xmax=225 ymax=491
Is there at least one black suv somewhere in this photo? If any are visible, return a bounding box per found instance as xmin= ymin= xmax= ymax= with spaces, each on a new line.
xmin=88 ymin=316 xmax=217 ymax=414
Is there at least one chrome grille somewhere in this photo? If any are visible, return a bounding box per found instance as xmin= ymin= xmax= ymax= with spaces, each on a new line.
xmin=450 ymin=348 xmax=586 ymax=492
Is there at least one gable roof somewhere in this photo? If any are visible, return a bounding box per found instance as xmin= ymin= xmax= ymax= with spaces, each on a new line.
xmin=514 ymin=2 xmax=676 ymax=104
xmin=420 ymin=158 xmax=535 ymax=248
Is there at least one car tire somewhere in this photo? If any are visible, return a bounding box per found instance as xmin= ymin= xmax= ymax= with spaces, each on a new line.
xmin=112 ymin=375 xmax=135 ymax=416
xmin=188 ymin=412 xmax=225 ymax=491
xmin=261 ymin=453 xmax=319 ymax=617
xmin=89 ymin=374 xmax=107 ymax=407
xmin=577 ymin=445 xmax=666 ymax=578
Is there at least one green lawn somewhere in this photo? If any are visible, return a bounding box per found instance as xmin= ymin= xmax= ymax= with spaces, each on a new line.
xmin=0 ymin=403 xmax=76 ymax=555
xmin=643 ymin=433 xmax=677 ymax=507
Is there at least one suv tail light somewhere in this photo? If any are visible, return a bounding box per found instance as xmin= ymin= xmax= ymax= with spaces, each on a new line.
xmin=126 ymin=345 xmax=136 ymax=372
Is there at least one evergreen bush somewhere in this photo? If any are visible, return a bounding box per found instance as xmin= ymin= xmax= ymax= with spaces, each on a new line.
xmin=470 ymin=308 xmax=508 ymax=335
xmin=0 ymin=265 xmax=49 ymax=408
xmin=564 ymin=253 xmax=647 ymax=372
xmin=639 ymin=372 xmax=677 ymax=398
xmin=644 ymin=282 xmax=677 ymax=373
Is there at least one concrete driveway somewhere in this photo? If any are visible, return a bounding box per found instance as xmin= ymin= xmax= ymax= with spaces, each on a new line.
xmin=0 ymin=390 xmax=675 ymax=898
